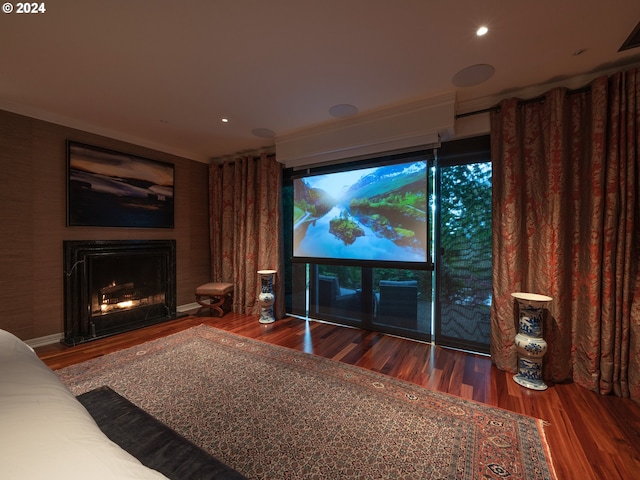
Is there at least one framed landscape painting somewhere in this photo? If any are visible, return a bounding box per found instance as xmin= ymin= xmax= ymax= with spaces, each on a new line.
xmin=67 ymin=141 xmax=175 ymax=228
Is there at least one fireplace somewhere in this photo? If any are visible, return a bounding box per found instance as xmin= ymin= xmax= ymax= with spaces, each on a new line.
xmin=63 ymin=240 xmax=180 ymax=345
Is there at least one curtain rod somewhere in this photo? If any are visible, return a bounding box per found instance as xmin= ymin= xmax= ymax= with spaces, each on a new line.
xmin=211 ymin=146 xmax=276 ymax=164
xmin=214 ymin=152 xmax=276 ymax=167
xmin=455 ymin=86 xmax=591 ymax=120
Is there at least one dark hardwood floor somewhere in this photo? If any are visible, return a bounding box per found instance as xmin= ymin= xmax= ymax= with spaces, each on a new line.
xmin=36 ymin=312 xmax=640 ymax=480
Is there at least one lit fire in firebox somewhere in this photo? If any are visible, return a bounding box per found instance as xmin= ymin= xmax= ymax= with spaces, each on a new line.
xmin=99 ymin=281 xmax=146 ymax=314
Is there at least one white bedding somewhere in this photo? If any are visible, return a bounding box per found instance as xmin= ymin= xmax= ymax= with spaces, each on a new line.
xmin=0 ymin=328 xmax=168 ymax=479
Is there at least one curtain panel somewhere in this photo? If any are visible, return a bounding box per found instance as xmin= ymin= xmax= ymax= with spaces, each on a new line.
xmin=209 ymin=154 xmax=285 ymax=319
xmin=490 ymin=66 xmax=640 ymax=400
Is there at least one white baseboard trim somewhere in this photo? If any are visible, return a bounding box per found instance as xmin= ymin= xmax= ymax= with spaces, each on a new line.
xmin=177 ymin=302 xmax=199 ymax=313
xmin=26 ymin=333 xmax=63 ymax=348
xmin=25 ymin=304 xmax=199 ymax=347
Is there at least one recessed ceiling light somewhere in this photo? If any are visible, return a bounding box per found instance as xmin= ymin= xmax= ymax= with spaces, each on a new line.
xmin=477 ymin=26 xmax=488 ymax=36
xmin=221 ymin=118 xmax=229 ymax=123
xmin=329 ymin=104 xmax=359 ymax=118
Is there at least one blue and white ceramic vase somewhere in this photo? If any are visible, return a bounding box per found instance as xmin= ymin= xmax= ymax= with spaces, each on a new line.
xmin=511 ymin=292 xmax=553 ymax=391
xmin=257 ymin=269 xmax=277 ymax=324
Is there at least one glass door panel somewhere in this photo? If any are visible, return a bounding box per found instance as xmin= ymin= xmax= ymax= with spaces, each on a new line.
xmin=306 ymin=264 xmax=432 ymax=342
xmin=373 ymin=268 xmax=432 ymax=340
xmin=311 ymin=264 xmax=368 ymax=326
xmin=436 ymin=161 xmax=492 ymax=353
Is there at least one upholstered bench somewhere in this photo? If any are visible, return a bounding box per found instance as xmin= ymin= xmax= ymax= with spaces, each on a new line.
xmin=195 ymin=282 xmax=234 ymax=317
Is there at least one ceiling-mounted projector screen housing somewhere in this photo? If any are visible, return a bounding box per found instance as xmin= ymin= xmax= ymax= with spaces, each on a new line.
xmin=292 ymin=156 xmax=432 ymax=270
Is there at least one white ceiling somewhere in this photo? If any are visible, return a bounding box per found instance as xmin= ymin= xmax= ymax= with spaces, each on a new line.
xmin=2 ymin=1 xmax=640 ymax=163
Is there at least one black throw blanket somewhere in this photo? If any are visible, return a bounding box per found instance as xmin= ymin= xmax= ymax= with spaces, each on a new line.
xmin=77 ymin=386 xmax=246 ymax=480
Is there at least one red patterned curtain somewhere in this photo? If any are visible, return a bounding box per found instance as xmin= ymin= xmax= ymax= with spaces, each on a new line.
xmin=490 ymin=66 xmax=640 ymax=400
xmin=209 ymin=153 xmax=285 ymax=319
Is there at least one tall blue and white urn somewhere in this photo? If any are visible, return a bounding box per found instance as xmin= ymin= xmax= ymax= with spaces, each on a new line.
xmin=257 ymin=269 xmax=277 ymax=324
xmin=511 ymin=292 xmax=553 ymax=391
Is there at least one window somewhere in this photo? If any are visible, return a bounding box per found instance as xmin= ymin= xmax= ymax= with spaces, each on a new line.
xmin=435 ymin=136 xmax=492 ymax=353
xmin=283 ymin=136 xmax=491 ymax=353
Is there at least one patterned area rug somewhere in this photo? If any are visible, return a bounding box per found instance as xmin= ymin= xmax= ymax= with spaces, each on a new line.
xmin=57 ymin=325 xmax=556 ymax=479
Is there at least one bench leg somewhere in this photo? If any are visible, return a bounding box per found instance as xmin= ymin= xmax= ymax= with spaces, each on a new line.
xmin=195 ymin=294 xmax=226 ymax=317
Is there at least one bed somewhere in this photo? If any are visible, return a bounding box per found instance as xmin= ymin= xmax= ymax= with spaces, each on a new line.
xmin=0 ymin=328 xmax=169 ymax=479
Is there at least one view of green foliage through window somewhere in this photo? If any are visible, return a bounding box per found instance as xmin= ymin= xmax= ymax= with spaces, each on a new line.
xmin=440 ymin=163 xmax=492 ymax=306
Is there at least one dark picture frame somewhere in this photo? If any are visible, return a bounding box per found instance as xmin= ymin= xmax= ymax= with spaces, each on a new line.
xmin=67 ymin=141 xmax=175 ymax=228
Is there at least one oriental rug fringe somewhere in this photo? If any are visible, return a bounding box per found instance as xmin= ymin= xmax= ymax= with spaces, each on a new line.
xmin=57 ymin=325 xmax=556 ymax=480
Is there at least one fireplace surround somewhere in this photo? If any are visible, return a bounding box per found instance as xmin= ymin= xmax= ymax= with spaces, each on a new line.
xmin=63 ymin=240 xmax=180 ymax=345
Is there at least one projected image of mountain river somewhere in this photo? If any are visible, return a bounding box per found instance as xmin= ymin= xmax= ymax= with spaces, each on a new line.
xmin=293 ymin=160 xmax=428 ymax=263
xmin=295 ymin=206 xmax=424 ymax=261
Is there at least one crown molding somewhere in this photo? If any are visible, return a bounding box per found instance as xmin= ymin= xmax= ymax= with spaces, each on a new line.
xmin=0 ymin=99 xmax=210 ymax=163
xmin=456 ymin=59 xmax=640 ymax=116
